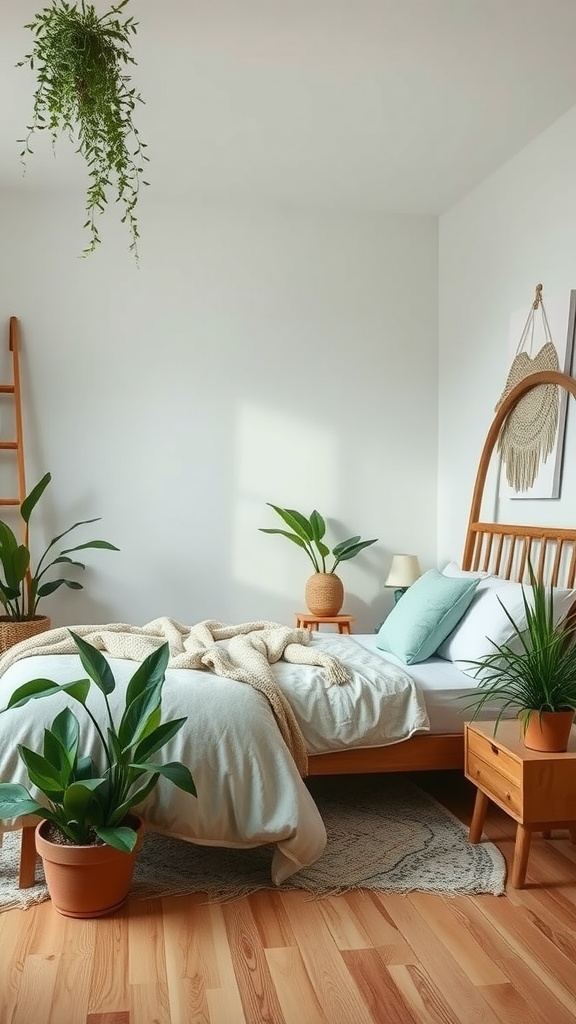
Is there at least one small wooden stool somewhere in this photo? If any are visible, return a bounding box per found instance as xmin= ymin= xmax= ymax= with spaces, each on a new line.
xmin=295 ymin=613 xmax=355 ymax=635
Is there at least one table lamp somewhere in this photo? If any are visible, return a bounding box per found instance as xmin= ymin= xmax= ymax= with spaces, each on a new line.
xmin=386 ymin=554 xmax=421 ymax=604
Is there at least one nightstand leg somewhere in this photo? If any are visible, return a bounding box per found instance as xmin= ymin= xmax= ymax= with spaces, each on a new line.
xmin=19 ymin=826 xmax=37 ymax=888
xmin=339 ymin=624 xmax=350 ymax=635
xmin=511 ymin=824 xmax=532 ymax=888
xmin=469 ymin=789 xmax=489 ymax=843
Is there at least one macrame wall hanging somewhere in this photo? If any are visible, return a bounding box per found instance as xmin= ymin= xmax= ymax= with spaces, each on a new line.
xmin=495 ymin=284 xmax=559 ymax=493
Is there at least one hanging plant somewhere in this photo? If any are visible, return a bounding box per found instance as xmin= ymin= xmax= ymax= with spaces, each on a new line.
xmin=18 ymin=0 xmax=149 ymax=258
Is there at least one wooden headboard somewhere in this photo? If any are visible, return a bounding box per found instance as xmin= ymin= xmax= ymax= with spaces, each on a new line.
xmin=462 ymin=370 xmax=576 ymax=587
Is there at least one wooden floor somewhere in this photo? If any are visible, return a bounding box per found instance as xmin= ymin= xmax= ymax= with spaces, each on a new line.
xmin=2 ymin=772 xmax=576 ymax=1024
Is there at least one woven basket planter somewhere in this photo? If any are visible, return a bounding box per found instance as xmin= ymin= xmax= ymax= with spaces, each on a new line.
xmin=305 ymin=573 xmax=344 ymax=617
xmin=0 ymin=615 xmax=51 ymax=654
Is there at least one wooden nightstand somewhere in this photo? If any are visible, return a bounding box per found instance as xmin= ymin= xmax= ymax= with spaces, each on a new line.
xmin=295 ymin=613 xmax=355 ymax=635
xmin=465 ymin=719 xmax=576 ymax=888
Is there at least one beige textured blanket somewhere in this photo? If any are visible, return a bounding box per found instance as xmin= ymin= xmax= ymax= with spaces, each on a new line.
xmin=0 ymin=619 xmax=351 ymax=776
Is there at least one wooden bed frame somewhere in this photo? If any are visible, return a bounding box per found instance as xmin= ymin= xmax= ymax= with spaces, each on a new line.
xmin=308 ymin=369 xmax=576 ymax=777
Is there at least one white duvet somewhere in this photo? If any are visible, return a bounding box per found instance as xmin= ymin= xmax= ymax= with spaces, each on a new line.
xmin=0 ymin=636 xmax=428 ymax=883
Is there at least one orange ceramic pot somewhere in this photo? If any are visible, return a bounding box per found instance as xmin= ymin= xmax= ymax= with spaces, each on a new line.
xmin=523 ymin=710 xmax=575 ymax=753
xmin=36 ymin=816 xmax=145 ymax=918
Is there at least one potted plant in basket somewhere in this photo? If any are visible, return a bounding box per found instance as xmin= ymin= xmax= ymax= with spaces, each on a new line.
xmin=17 ymin=0 xmax=149 ymax=258
xmin=463 ymin=565 xmax=576 ymax=753
xmin=0 ymin=633 xmax=196 ymax=917
xmin=259 ymin=504 xmax=378 ymax=617
xmin=0 ymin=472 xmax=118 ymax=652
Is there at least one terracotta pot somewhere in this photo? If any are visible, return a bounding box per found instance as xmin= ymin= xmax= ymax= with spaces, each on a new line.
xmin=0 ymin=615 xmax=51 ymax=654
xmin=36 ymin=816 xmax=145 ymax=918
xmin=305 ymin=573 xmax=344 ymax=617
xmin=522 ymin=710 xmax=575 ymax=753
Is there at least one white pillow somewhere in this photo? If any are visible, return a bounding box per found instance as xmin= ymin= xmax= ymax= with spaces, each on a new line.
xmin=441 ymin=561 xmax=492 ymax=581
xmin=436 ymin=578 xmax=576 ymax=677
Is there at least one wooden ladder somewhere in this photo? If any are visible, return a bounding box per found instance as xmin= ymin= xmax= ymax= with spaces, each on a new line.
xmin=0 ymin=317 xmax=27 ymax=541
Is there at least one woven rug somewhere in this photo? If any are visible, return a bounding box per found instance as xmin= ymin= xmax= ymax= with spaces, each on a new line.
xmin=0 ymin=778 xmax=506 ymax=912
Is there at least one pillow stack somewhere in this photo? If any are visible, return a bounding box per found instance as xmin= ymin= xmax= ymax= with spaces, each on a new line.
xmin=376 ymin=560 xmax=576 ymax=673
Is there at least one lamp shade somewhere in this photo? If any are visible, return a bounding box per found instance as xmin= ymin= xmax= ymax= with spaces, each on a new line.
xmin=385 ymin=554 xmax=421 ymax=589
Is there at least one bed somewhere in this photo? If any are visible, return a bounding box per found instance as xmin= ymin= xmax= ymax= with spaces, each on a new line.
xmin=3 ymin=368 xmax=576 ymax=887
xmin=308 ymin=367 xmax=576 ymax=776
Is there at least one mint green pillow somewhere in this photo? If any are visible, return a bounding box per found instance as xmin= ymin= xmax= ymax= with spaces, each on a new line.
xmin=376 ymin=569 xmax=480 ymax=664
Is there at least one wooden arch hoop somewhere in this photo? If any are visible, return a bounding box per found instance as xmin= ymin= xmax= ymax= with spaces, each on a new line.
xmin=462 ymin=370 xmax=576 ymax=577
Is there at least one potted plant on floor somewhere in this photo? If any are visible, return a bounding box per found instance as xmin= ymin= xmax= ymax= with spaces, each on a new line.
xmin=0 ymin=633 xmax=196 ymax=917
xmin=17 ymin=0 xmax=148 ymax=257
xmin=0 ymin=471 xmax=118 ymax=652
xmin=463 ymin=566 xmax=576 ymax=752
xmin=259 ymin=504 xmax=378 ymax=616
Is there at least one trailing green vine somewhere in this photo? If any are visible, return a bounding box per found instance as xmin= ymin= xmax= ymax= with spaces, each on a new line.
xmin=18 ymin=0 xmax=149 ymax=258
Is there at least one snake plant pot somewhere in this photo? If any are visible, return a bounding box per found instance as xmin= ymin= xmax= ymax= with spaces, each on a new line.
xmin=523 ymin=710 xmax=575 ymax=753
xmin=36 ymin=815 xmax=145 ymax=918
xmin=305 ymin=573 xmax=344 ymax=617
xmin=0 ymin=615 xmax=51 ymax=654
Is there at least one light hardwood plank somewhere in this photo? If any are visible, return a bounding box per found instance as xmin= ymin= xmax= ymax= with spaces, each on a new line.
xmin=87 ymin=909 xmax=130 ymax=1017
xmin=407 ymin=892 xmax=508 ymax=986
xmin=222 ymin=898 xmax=287 ymax=1024
xmin=265 ymin=947 xmax=328 ymax=1024
xmin=341 ymin=948 xmax=419 ymax=1024
xmin=381 ymin=892 xmax=503 ymax=1024
xmin=11 ymin=953 xmax=60 ymax=1024
xmin=387 ymin=964 xmax=457 ymax=1024
xmin=279 ymin=891 xmax=375 ymax=1024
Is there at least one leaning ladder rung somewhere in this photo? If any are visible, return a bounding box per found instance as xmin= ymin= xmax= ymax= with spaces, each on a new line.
xmin=0 ymin=498 xmax=20 ymax=506
xmin=0 ymin=385 xmax=15 ymax=394
xmin=0 ymin=441 xmax=18 ymax=450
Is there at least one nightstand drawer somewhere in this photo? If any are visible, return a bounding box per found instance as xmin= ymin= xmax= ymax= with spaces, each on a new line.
xmin=466 ymin=727 xmax=521 ymax=785
xmin=466 ymin=752 xmax=522 ymax=817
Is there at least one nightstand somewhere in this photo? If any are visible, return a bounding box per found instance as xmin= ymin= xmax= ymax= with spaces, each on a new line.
xmin=295 ymin=613 xmax=355 ymax=635
xmin=465 ymin=720 xmax=576 ymax=888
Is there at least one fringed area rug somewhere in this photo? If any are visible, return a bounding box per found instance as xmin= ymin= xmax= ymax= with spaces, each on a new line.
xmin=0 ymin=778 xmax=505 ymax=912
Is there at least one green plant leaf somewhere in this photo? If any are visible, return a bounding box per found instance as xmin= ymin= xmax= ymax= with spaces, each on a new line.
xmin=17 ymin=745 xmax=65 ymax=798
xmin=130 ymin=761 xmax=197 ymax=796
xmin=20 ymin=472 xmax=51 ymax=524
xmin=50 ymin=708 xmax=80 ymax=767
xmin=309 ymin=510 xmax=326 ymax=542
xmin=125 ymin=643 xmax=169 ymax=708
xmin=133 ymin=717 xmax=188 ymax=762
xmin=61 ymin=540 xmax=120 ymax=553
xmin=0 ymin=520 xmax=19 ymax=556
xmin=332 ymin=538 xmax=378 ymax=563
xmin=0 ymin=783 xmax=43 ymax=821
xmin=62 ymin=779 xmax=106 ymax=820
xmin=118 ymin=679 xmax=163 ymax=750
xmin=69 ymin=630 xmax=116 ymax=696
xmin=258 ymin=528 xmax=307 ymax=549
xmin=94 ymin=825 xmax=138 ymax=853
xmin=331 ymin=536 xmax=361 ymax=557
xmin=4 ymin=677 xmax=67 ymax=711
xmin=266 ymin=505 xmax=314 ymax=542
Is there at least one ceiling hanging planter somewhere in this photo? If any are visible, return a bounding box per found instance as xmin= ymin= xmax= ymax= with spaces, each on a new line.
xmin=18 ymin=0 xmax=149 ymax=258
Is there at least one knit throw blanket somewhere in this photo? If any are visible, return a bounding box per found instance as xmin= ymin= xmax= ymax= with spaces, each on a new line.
xmin=0 ymin=619 xmax=351 ymax=776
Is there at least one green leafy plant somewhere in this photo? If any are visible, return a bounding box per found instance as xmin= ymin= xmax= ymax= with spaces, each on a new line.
xmin=259 ymin=504 xmax=378 ymax=573
xmin=0 ymin=471 xmax=118 ymax=621
xmin=0 ymin=634 xmax=196 ymax=850
xmin=463 ymin=564 xmax=576 ymax=734
xmin=18 ymin=0 xmax=149 ymax=257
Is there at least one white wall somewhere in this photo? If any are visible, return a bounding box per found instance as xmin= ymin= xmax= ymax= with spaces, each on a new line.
xmin=438 ymin=104 xmax=576 ymax=565
xmin=0 ymin=193 xmax=438 ymax=631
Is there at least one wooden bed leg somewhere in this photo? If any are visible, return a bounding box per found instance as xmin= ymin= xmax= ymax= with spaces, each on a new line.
xmin=469 ymin=790 xmax=489 ymax=844
xmin=19 ymin=826 xmax=37 ymax=888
